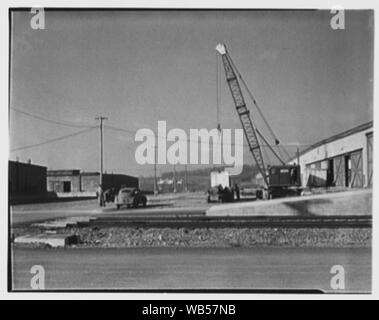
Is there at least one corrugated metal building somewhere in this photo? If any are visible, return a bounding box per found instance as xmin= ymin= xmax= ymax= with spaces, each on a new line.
xmin=290 ymin=121 xmax=373 ymax=188
xmin=9 ymin=160 xmax=47 ymax=196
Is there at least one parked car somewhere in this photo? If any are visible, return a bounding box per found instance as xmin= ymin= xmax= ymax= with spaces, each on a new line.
xmin=114 ymin=188 xmax=147 ymax=209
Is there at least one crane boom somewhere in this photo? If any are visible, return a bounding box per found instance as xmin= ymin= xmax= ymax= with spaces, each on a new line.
xmin=216 ymin=43 xmax=268 ymax=187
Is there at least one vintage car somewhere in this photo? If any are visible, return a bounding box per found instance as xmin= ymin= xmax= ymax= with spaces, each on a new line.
xmin=114 ymin=188 xmax=147 ymax=209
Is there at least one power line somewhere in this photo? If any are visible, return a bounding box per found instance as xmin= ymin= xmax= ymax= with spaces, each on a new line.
xmin=105 ymin=124 xmax=135 ymax=134
xmin=105 ymin=123 xmax=311 ymax=148
xmin=10 ymin=127 xmax=96 ymax=152
xmin=11 ymin=107 xmax=93 ymax=129
xmin=13 ymin=109 xmax=303 ymax=149
xmin=10 ymin=105 xmax=309 ymax=158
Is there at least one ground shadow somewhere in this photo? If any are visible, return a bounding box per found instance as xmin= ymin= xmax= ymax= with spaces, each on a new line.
xmin=282 ymin=198 xmax=333 ymax=216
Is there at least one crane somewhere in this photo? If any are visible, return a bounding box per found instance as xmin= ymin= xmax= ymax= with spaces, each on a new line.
xmin=215 ymin=43 xmax=301 ymax=199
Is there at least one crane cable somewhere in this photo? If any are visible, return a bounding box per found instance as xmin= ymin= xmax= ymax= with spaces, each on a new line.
xmin=216 ymin=51 xmax=221 ymax=133
xmin=227 ymin=52 xmax=280 ymax=146
xmin=275 ymin=144 xmax=286 ymax=164
xmin=227 ymin=52 xmax=295 ymax=163
xmin=278 ymin=144 xmax=292 ymax=162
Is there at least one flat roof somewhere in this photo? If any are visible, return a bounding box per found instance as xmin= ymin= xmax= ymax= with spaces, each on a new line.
xmin=47 ymin=170 xmax=137 ymax=179
xmin=80 ymin=172 xmax=100 ymax=176
xmin=9 ymin=160 xmax=47 ymax=169
xmin=47 ymin=169 xmax=81 ymax=176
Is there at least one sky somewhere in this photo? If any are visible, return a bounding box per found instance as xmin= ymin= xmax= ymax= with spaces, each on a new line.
xmin=9 ymin=9 xmax=373 ymax=177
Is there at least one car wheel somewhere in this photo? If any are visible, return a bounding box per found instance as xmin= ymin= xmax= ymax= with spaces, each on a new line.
xmin=142 ymin=198 xmax=147 ymax=207
xmin=116 ymin=205 xmax=121 ymax=210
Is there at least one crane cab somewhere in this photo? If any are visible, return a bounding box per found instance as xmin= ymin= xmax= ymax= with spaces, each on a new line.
xmin=256 ymin=165 xmax=302 ymax=200
xmin=266 ymin=165 xmax=302 ymax=199
xmin=268 ymin=165 xmax=300 ymax=187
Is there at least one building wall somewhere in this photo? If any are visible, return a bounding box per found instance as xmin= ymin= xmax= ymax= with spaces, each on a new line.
xmin=9 ymin=161 xmax=47 ymax=195
xmin=291 ymin=126 xmax=373 ymax=188
xmin=81 ymin=174 xmax=99 ymax=193
xmin=103 ymin=174 xmax=139 ymax=191
xmin=47 ymin=175 xmax=81 ymax=193
xmin=47 ymin=170 xmax=140 ymax=193
xmin=81 ymin=173 xmax=139 ymax=192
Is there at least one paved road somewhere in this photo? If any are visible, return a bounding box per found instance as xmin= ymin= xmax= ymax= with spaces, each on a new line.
xmin=11 ymin=202 xmax=207 ymax=226
xmin=11 ymin=247 xmax=371 ymax=293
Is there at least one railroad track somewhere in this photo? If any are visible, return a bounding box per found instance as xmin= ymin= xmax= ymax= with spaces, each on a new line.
xmin=87 ymin=215 xmax=372 ymax=229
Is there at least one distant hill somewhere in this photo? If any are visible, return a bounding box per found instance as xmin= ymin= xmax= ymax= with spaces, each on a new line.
xmin=139 ymin=165 xmax=260 ymax=193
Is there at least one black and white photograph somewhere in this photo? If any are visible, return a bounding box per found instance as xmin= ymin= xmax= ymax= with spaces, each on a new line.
xmin=4 ymin=4 xmax=377 ymax=299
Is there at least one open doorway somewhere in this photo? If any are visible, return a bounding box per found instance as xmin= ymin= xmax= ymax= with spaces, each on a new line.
xmin=63 ymin=181 xmax=71 ymax=193
xmin=327 ymin=159 xmax=334 ymax=186
xmin=345 ymin=155 xmax=351 ymax=187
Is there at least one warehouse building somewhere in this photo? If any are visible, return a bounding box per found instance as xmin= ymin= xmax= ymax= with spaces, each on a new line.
xmin=47 ymin=170 xmax=139 ymax=194
xmin=290 ymin=121 xmax=373 ymax=189
xmin=8 ymin=160 xmax=47 ymax=204
xmin=9 ymin=160 xmax=47 ymax=198
xmin=47 ymin=170 xmax=81 ymax=193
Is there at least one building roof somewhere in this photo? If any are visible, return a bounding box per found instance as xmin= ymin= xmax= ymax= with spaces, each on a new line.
xmin=47 ymin=170 xmax=138 ymax=179
xmin=290 ymin=121 xmax=373 ymax=162
xmin=47 ymin=169 xmax=81 ymax=176
xmin=80 ymin=171 xmax=100 ymax=176
xmin=9 ymin=160 xmax=47 ymax=169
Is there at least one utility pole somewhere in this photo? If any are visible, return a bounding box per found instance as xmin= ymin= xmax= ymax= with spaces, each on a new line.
xmin=95 ymin=116 xmax=108 ymax=186
xmin=154 ymin=145 xmax=158 ymax=195
xmin=173 ymin=165 xmax=177 ymax=193
xmin=296 ymin=147 xmax=300 ymax=165
xmin=184 ymin=164 xmax=188 ymax=192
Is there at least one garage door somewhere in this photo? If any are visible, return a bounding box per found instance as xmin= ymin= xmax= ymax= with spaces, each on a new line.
xmin=367 ymin=133 xmax=373 ymax=187
xmin=333 ymin=156 xmax=345 ymax=187
xmin=350 ymin=150 xmax=363 ymax=188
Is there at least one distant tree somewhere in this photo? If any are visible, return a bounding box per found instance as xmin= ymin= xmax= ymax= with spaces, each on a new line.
xmin=140 ymin=164 xmax=260 ymax=192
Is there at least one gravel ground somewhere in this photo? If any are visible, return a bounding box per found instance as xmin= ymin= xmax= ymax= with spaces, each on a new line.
xmin=12 ymin=226 xmax=371 ymax=248
xmin=68 ymin=227 xmax=372 ymax=248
